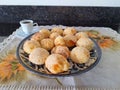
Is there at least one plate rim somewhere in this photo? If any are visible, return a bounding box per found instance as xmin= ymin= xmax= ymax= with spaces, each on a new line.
xmin=16 ymin=33 xmax=102 ymax=78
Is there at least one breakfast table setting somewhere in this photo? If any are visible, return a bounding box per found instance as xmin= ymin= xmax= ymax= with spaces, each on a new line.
xmin=0 ymin=21 xmax=120 ymax=90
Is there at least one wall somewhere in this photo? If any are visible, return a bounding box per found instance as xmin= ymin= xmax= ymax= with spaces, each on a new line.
xmin=0 ymin=0 xmax=120 ymax=7
xmin=0 ymin=6 xmax=120 ymax=36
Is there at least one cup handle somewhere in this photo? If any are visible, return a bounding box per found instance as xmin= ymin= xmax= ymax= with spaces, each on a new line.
xmin=33 ymin=23 xmax=38 ymax=26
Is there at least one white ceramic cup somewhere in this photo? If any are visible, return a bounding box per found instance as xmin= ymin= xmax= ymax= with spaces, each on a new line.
xmin=20 ymin=20 xmax=38 ymax=34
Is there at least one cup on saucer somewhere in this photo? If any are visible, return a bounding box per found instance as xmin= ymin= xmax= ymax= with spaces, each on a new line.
xmin=20 ymin=20 xmax=38 ymax=34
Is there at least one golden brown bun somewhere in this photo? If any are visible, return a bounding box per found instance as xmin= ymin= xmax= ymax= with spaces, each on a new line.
xmin=49 ymin=32 xmax=61 ymax=40
xmin=39 ymin=29 xmax=51 ymax=38
xmin=63 ymin=27 xmax=77 ymax=36
xmin=29 ymin=48 xmax=49 ymax=65
xmin=75 ymin=32 xmax=88 ymax=40
xmin=54 ymin=36 xmax=65 ymax=46
xmin=51 ymin=27 xmax=63 ymax=35
xmin=45 ymin=54 xmax=70 ymax=74
xmin=76 ymin=37 xmax=94 ymax=51
xmin=64 ymin=35 xmax=77 ymax=47
xmin=41 ymin=38 xmax=54 ymax=50
xmin=70 ymin=47 xmax=90 ymax=64
xmin=23 ymin=40 xmax=41 ymax=54
xmin=31 ymin=32 xmax=45 ymax=43
xmin=51 ymin=46 xmax=70 ymax=58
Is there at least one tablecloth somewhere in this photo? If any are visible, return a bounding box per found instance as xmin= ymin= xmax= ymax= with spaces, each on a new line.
xmin=0 ymin=25 xmax=120 ymax=90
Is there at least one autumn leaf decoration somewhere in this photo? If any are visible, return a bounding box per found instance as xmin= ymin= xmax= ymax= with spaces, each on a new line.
xmin=0 ymin=54 xmax=25 ymax=82
xmin=86 ymin=30 xmax=120 ymax=49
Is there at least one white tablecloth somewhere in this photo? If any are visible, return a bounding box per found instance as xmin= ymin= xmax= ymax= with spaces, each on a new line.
xmin=0 ymin=36 xmax=6 ymax=42
xmin=0 ymin=25 xmax=120 ymax=90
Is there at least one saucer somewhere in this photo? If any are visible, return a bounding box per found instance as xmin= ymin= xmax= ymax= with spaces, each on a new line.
xmin=15 ymin=26 xmax=39 ymax=38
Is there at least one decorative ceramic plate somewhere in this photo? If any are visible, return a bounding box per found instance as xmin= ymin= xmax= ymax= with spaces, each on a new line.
xmin=16 ymin=33 xmax=102 ymax=78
